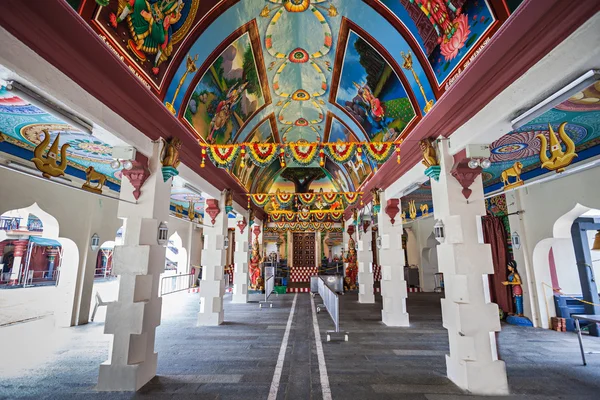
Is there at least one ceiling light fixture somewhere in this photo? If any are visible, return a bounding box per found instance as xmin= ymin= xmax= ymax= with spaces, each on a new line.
xmin=5 ymin=80 xmax=94 ymax=135
xmin=183 ymin=183 xmax=203 ymax=197
xmin=510 ymin=69 xmax=600 ymax=130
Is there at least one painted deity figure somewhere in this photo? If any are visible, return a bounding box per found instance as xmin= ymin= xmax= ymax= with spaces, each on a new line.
xmin=249 ymin=238 xmax=264 ymax=291
xmin=343 ymin=237 xmax=358 ymax=291
xmin=110 ymin=0 xmax=184 ymax=75
xmin=502 ymin=260 xmax=524 ymax=316
xmin=351 ymin=82 xmax=394 ymax=139
xmin=207 ymin=82 xmax=249 ymax=143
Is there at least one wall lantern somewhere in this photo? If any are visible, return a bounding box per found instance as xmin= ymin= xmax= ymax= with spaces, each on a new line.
xmin=157 ymin=222 xmax=169 ymax=246
xmin=434 ymin=219 xmax=445 ymax=244
xmin=376 ymin=235 xmax=382 ymax=250
xmin=224 ymin=236 xmax=230 ymax=250
xmin=591 ymin=230 xmax=600 ymax=251
xmin=511 ymin=231 xmax=522 ymax=250
xmin=90 ymin=233 xmax=100 ymax=251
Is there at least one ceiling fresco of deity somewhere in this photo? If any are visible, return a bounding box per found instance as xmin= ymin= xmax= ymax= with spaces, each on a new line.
xmin=0 ymin=86 xmax=121 ymax=191
xmin=73 ymin=0 xmax=521 ymax=195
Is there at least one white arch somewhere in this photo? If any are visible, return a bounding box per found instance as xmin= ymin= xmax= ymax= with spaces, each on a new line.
xmin=0 ymin=202 xmax=79 ymax=327
xmin=420 ymin=232 xmax=439 ymax=292
xmin=531 ymin=203 xmax=600 ymax=329
xmin=168 ymin=231 xmax=189 ymax=274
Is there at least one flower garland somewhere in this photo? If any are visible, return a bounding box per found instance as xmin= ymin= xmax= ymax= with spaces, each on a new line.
xmin=248 ymin=142 xmax=279 ymax=167
xmin=275 ymin=191 xmax=294 ymax=206
xmin=342 ymin=192 xmax=360 ymax=205
xmin=199 ymin=141 xmax=402 ymax=168
xmin=288 ymin=141 xmax=319 ymax=165
xmin=249 ymin=194 xmax=270 ymax=207
xmin=208 ymin=144 xmax=239 ymax=168
xmin=298 ymin=193 xmax=317 ymax=205
xmin=325 ymin=142 xmax=356 ymax=164
xmin=313 ymin=211 xmax=327 ymax=221
xmin=364 ymin=142 xmax=394 ymax=164
xmin=321 ymin=192 xmax=338 ymax=204
xmin=265 ymin=222 xmax=340 ymax=232
xmin=266 ymin=210 xmax=344 ymax=223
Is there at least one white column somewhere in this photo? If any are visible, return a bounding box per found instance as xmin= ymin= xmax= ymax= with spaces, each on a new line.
xmin=357 ymin=224 xmax=374 ymax=303
xmin=197 ymin=191 xmax=227 ymax=326
xmin=342 ymin=223 xmax=349 ymax=280
xmin=98 ymin=142 xmax=170 ymax=391
xmin=315 ymin=231 xmax=322 ymax=268
xmin=379 ymin=193 xmax=409 ymax=326
xmin=430 ymin=140 xmax=508 ymax=395
xmin=232 ymin=212 xmax=250 ymax=303
xmin=287 ymin=230 xmax=293 ymax=268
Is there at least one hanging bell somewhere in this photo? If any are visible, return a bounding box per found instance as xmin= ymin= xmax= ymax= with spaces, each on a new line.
xmin=592 ymin=230 xmax=600 ymax=251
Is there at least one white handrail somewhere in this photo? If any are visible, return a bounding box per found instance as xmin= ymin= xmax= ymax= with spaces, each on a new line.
xmin=316 ymin=276 xmax=347 ymax=341
xmin=260 ymin=274 xmax=276 ymax=308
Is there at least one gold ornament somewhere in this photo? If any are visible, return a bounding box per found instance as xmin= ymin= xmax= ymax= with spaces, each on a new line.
xmin=31 ymin=130 xmax=70 ymax=179
xmin=537 ymin=122 xmax=577 ymax=173
xmin=161 ymin=137 xmax=182 ymax=168
xmin=420 ymin=203 xmax=429 ymax=216
xmin=408 ymin=200 xmax=417 ymax=220
xmin=419 ymin=138 xmax=439 ymax=168
xmin=501 ymin=161 xmax=524 ymax=190
xmin=82 ymin=166 xmax=107 ymax=194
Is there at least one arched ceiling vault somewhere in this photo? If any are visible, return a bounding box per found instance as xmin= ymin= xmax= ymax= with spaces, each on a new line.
xmin=1 ymin=0 xmax=596 ymax=216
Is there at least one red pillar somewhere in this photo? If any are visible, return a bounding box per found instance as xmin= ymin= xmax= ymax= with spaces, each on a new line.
xmin=9 ymin=239 xmax=29 ymax=285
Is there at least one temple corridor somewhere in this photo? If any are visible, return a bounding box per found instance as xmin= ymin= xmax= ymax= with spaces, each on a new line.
xmin=1 ymin=291 xmax=599 ymax=400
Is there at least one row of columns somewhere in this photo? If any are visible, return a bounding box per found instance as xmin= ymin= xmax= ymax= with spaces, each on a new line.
xmin=98 ymin=142 xmax=259 ymax=391
xmin=349 ymin=140 xmax=508 ymax=395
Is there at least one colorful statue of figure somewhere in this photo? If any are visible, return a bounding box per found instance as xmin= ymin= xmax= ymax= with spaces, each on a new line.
xmin=110 ymin=0 xmax=184 ymax=75
xmin=249 ymin=238 xmax=264 ymax=290
xmin=502 ymin=260 xmax=524 ymax=316
xmin=343 ymin=237 xmax=358 ymax=291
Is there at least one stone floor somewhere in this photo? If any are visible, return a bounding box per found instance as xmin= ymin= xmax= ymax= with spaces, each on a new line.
xmin=0 ymin=291 xmax=599 ymax=399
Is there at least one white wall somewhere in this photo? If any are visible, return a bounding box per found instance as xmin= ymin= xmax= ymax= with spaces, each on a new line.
xmin=0 ymin=166 xmax=120 ymax=324
xmin=516 ymin=165 xmax=600 ymax=327
xmin=404 ymin=216 xmax=436 ymax=290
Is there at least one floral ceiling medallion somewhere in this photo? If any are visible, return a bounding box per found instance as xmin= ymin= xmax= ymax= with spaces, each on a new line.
xmin=284 ymin=0 xmax=310 ymax=13
xmin=291 ymin=89 xmax=311 ymax=101
xmin=295 ymin=118 xmax=309 ymax=126
xmin=289 ymin=48 xmax=309 ymax=63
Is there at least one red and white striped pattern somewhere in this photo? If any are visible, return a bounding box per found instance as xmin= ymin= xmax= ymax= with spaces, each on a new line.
xmin=373 ymin=265 xmax=381 ymax=282
xmin=290 ymin=266 xmax=318 ymax=283
xmin=287 ymin=287 xmax=310 ymax=293
xmin=188 ymin=287 xmax=200 ymax=293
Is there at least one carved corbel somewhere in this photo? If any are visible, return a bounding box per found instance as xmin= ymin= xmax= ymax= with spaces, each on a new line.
xmin=121 ymin=153 xmax=150 ymax=200
xmin=205 ymin=199 xmax=220 ymax=225
xmin=385 ymin=199 xmax=400 ymax=225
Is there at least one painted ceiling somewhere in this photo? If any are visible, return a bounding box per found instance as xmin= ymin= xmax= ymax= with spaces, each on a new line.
xmin=483 ymin=78 xmax=600 ymax=193
xmin=170 ymin=185 xmax=205 ymax=222
xmin=0 ymin=86 xmax=121 ymax=191
xmin=73 ymin=0 xmax=519 ymax=196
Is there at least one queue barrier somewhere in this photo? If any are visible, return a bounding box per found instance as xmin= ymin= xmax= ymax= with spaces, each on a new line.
xmin=315 ymin=275 xmax=348 ymax=342
xmin=260 ymin=266 xmax=276 ymax=308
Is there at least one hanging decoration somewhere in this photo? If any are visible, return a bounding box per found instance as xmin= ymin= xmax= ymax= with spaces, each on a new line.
xmin=314 ymin=211 xmax=327 ymax=221
xmin=265 ymin=222 xmax=342 ymax=233
xmin=275 ymin=191 xmax=294 ymax=207
xmin=298 ymin=192 xmax=317 ymax=205
xmin=325 ymin=142 xmax=356 ymax=164
xmin=248 ymin=142 xmax=279 ymax=167
xmin=288 ymin=141 xmax=319 ymax=165
xmin=197 ymin=141 xmax=402 ymax=168
xmin=321 ymin=191 xmax=338 ymax=204
xmin=342 ymin=192 xmax=360 ymax=205
xmin=249 ymin=194 xmax=271 ymax=207
xmin=364 ymin=142 xmax=395 ymax=164
xmin=267 ymin=210 xmax=344 ymax=223
xmin=208 ymin=144 xmax=240 ymax=168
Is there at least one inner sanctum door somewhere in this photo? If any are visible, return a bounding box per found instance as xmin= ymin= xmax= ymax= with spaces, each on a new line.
xmin=292 ymin=232 xmax=315 ymax=268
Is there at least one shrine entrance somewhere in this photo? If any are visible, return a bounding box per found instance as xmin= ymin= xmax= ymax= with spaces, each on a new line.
xmin=290 ymin=232 xmax=317 ymax=292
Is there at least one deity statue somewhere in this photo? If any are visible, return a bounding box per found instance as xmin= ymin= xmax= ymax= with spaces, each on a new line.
xmin=110 ymin=0 xmax=185 ymax=75
xmin=502 ymin=260 xmax=524 ymax=316
xmin=249 ymin=237 xmax=264 ymax=291
xmin=343 ymin=237 xmax=358 ymax=291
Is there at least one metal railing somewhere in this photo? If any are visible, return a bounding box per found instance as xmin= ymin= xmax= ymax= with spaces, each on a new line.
xmin=260 ymin=266 xmax=276 ymax=308
xmin=159 ymin=273 xmax=195 ymax=296
xmin=315 ymin=275 xmax=348 ymax=341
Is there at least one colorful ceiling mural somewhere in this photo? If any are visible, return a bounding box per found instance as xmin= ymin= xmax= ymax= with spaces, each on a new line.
xmin=400 ymin=181 xmax=434 ymax=222
xmin=483 ymin=78 xmax=600 ymax=193
xmin=73 ymin=0 xmax=521 ymax=196
xmin=169 ymin=185 xmax=205 ymax=222
xmin=0 ymin=86 xmax=121 ymax=191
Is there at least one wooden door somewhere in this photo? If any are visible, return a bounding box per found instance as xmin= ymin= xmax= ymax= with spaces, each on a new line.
xmin=293 ymin=233 xmax=315 ymax=268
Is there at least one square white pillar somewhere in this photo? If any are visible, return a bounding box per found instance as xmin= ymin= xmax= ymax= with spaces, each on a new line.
xmin=98 ymin=142 xmax=170 ymax=391
xmin=232 ymin=212 xmax=250 ymax=304
xmin=358 ymin=224 xmax=374 ymax=304
xmin=379 ymin=193 xmax=409 ymax=326
xmin=197 ymin=191 xmax=228 ymax=326
xmin=430 ymin=140 xmax=508 ymax=395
